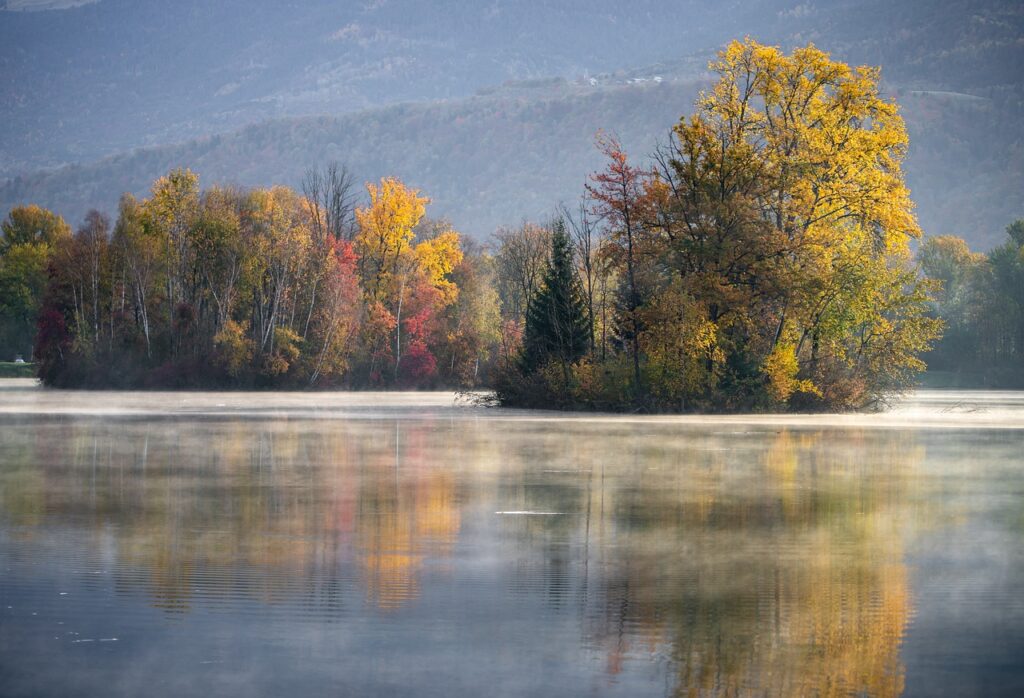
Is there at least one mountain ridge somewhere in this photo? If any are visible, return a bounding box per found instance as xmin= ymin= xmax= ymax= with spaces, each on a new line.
xmin=3 ymin=0 xmax=1020 ymax=173
xmin=2 ymin=71 xmax=1020 ymax=249
xmin=2 ymin=0 xmax=1021 ymax=247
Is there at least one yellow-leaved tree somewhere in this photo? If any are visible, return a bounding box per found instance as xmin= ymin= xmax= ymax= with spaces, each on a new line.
xmin=352 ymin=178 xmax=468 ymax=385
xmin=646 ymin=38 xmax=941 ymax=409
xmin=144 ymin=168 xmax=199 ymax=355
xmin=354 ymin=177 xmax=429 ymax=304
xmin=241 ymin=186 xmax=311 ymax=371
xmin=414 ymin=230 xmax=463 ymax=306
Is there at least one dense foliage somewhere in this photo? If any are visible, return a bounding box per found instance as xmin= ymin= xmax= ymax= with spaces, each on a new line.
xmin=3 ymin=171 xmax=501 ymax=389
xmin=498 ymin=40 xmax=943 ymax=411
xmin=918 ymin=221 xmax=1024 ymax=387
xmin=0 ymin=205 xmax=71 ymax=362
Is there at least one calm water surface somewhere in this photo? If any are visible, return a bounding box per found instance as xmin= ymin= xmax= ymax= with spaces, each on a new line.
xmin=1 ymin=381 xmax=1022 ymax=696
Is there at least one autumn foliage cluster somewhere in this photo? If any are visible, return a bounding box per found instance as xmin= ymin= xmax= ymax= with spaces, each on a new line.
xmin=1 ymin=40 xmax=978 ymax=409
xmin=497 ymin=39 xmax=944 ymax=411
xmin=1 ymin=170 xmax=500 ymax=388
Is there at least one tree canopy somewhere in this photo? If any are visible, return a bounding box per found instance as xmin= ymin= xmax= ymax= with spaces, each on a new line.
xmin=919 ymin=221 xmax=1024 ymax=386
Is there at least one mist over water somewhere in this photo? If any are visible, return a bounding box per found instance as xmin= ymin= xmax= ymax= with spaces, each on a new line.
xmin=1 ymin=381 xmax=1023 ymax=696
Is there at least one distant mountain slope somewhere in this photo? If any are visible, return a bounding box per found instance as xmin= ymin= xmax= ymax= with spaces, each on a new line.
xmin=0 ymin=80 xmax=700 ymax=236
xmin=0 ymin=0 xmax=776 ymax=174
xmin=2 ymin=76 xmax=1020 ymax=248
xmin=2 ymin=0 xmax=1020 ymax=175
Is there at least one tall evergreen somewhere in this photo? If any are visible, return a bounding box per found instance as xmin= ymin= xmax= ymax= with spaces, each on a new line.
xmin=521 ymin=219 xmax=590 ymax=373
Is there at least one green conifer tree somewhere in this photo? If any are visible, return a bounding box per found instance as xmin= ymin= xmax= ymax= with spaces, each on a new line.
xmin=521 ymin=219 xmax=590 ymax=374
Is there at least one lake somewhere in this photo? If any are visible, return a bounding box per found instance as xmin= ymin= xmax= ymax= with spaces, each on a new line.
xmin=1 ymin=380 xmax=1022 ymax=696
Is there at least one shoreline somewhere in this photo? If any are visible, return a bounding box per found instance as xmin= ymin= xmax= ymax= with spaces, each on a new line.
xmin=1 ymin=379 xmax=1022 ymax=430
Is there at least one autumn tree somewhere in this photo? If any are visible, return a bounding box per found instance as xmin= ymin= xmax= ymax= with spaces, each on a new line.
xmin=354 ymin=177 xmax=428 ymax=304
xmin=191 ymin=186 xmax=247 ymax=340
xmin=18 ymin=169 xmax=482 ymax=389
xmin=437 ymin=240 xmax=502 ymax=386
xmin=301 ymin=163 xmax=356 ymax=345
xmin=126 ymin=168 xmax=201 ymax=360
xmin=0 ymin=205 xmax=71 ymax=253
xmin=495 ymin=39 xmax=941 ymax=411
xmin=69 ymin=210 xmax=111 ymax=353
xmin=986 ymin=220 xmax=1024 ymax=368
xmin=242 ymin=186 xmax=311 ymax=374
xmin=920 ymin=221 xmax=1024 ymax=384
xmin=0 ymin=205 xmax=71 ymax=360
xmin=304 ymin=238 xmax=361 ymax=385
xmin=395 ymin=225 xmax=463 ymax=383
xmin=918 ymin=236 xmax=987 ymax=371
xmin=587 ymin=134 xmax=649 ymax=391
xmin=645 ymin=38 xmax=940 ymax=409
xmin=350 ymin=180 xmax=471 ymax=386
xmin=111 ymin=194 xmax=161 ymax=358
xmin=31 ymin=210 xmax=113 ymax=384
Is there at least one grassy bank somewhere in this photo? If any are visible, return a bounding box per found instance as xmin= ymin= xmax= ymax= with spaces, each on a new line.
xmin=0 ymin=362 xmax=36 ymax=378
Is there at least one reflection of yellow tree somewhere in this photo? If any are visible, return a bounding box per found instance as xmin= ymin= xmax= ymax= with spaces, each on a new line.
xmin=107 ymin=425 xmax=336 ymax=611
xmin=760 ymin=431 xmax=914 ymax=696
xmin=360 ymin=507 xmax=420 ymax=611
xmin=567 ymin=428 xmax=924 ymax=697
xmin=358 ymin=426 xmax=461 ymax=610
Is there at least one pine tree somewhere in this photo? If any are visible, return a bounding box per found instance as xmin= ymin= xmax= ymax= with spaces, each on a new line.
xmin=521 ymin=219 xmax=590 ymax=374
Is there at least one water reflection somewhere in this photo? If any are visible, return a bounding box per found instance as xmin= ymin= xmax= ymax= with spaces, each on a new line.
xmin=1 ymin=420 xmax=468 ymax=618
xmin=491 ymin=427 xmax=919 ymax=696
xmin=1 ymin=397 xmax=1022 ymax=696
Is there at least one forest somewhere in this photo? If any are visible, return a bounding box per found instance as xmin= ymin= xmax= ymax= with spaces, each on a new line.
xmin=1 ymin=40 xmax=1022 ymax=409
xmin=0 ymin=169 xmax=503 ymax=389
xmin=918 ymin=223 xmax=1024 ymax=387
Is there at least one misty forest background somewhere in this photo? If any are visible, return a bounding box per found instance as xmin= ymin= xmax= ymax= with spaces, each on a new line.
xmin=0 ymin=0 xmax=1022 ymax=405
